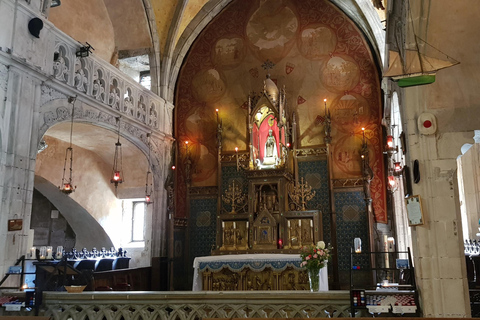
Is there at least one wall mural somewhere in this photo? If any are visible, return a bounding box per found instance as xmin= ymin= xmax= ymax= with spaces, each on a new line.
xmin=175 ymin=0 xmax=386 ymax=223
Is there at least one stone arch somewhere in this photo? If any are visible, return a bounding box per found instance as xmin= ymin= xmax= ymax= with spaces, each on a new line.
xmin=34 ymin=175 xmax=114 ymax=249
xmin=166 ymin=0 xmax=385 ymax=102
xmin=38 ymin=97 xmax=171 ymax=256
xmin=38 ymin=97 xmax=166 ymax=205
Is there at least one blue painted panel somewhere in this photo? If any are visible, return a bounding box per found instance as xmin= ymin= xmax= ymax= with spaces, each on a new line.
xmin=334 ymin=190 xmax=370 ymax=271
xmin=298 ymin=160 xmax=331 ymax=244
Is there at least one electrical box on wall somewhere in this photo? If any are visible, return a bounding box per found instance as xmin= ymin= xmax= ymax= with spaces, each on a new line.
xmin=417 ymin=113 xmax=437 ymax=135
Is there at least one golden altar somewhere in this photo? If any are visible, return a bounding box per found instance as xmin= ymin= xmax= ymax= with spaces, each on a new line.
xmin=193 ymin=254 xmax=328 ymax=291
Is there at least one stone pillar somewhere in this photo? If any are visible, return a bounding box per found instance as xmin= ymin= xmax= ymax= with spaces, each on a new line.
xmin=0 ymin=66 xmax=41 ymax=275
xmin=404 ymin=88 xmax=470 ymax=317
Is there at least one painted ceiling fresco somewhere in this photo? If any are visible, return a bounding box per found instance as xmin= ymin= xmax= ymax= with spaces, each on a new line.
xmin=175 ymin=0 xmax=386 ymax=223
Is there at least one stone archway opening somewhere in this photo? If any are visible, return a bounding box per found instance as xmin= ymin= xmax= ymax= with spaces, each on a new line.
xmin=34 ymin=122 xmax=153 ymax=268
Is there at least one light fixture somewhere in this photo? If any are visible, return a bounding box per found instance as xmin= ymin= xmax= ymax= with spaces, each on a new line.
xmin=384 ymin=135 xmax=398 ymax=155
xmin=145 ymin=133 xmax=153 ymax=204
xmin=386 ymin=135 xmax=393 ymax=148
xmin=59 ymin=96 xmax=77 ymax=194
xmin=76 ymin=42 xmax=94 ymax=58
xmin=110 ymin=117 xmax=123 ymax=192
xmin=393 ymin=162 xmax=403 ymax=175
xmin=50 ymin=0 xmax=61 ymax=7
xmin=388 ymin=175 xmax=397 ymax=191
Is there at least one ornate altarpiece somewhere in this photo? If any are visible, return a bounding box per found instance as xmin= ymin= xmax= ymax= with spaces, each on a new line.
xmin=214 ymin=74 xmax=322 ymax=254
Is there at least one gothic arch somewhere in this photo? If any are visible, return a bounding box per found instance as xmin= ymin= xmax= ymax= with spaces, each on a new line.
xmin=166 ymin=0 xmax=385 ymax=102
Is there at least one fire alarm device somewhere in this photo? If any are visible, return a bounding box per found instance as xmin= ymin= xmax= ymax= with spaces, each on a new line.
xmin=417 ymin=113 xmax=437 ymax=135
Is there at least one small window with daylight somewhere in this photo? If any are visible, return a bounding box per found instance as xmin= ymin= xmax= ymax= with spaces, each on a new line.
xmin=132 ymin=201 xmax=145 ymax=242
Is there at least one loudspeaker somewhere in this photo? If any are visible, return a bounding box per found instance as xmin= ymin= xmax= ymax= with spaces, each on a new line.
xmin=413 ymin=160 xmax=420 ymax=184
xmin=28 ymin=18 xmax=44 ymax=38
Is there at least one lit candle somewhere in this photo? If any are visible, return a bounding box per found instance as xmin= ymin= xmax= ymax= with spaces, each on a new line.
xmin=39 ymin=246 xmax=46 ymax=260
xmin=46 ymin=246 xmax=53 ymax=259
xmin=216 ymin=108 xmax=219 ymax=124
xmin=362 ymin=127 xmax=365 ymax=144
xmin=324 ymin=98 xmax=327 ymax=115
xmin=387 ymin=237 xmax=395 ymax=252
xmin=56 ymin=246 xmax=63 ymax=259
xmin=235 ymin=147 xmax=239 ymax=169
xmin=354 ymin=238 xmax=362 ymax=253
xmin=30 ymin=247 xmax=36 ymax=259
xmin=185 ymin=141 xmax=189 ymax=157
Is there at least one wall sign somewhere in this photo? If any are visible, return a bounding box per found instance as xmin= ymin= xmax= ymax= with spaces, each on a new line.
xmin=406 ymin=195 xmax=424 ymax=226
xmin=8 ymin=219 xmax=23 ymax=231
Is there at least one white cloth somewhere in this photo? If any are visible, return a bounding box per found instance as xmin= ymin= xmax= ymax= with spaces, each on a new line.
xmin=192 ymin=253 xmax=328 ymax=291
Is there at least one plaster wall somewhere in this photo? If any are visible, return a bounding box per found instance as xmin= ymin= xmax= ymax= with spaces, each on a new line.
xmin=35 ymin=135 xmax=152 ymax=267
xmin=103 ymin=0 xmax=152 ymax=51
xmin=48 ymin=0 xmax=116 ymax=62
xmin=35 ymin=136 xmax=123 ymax=247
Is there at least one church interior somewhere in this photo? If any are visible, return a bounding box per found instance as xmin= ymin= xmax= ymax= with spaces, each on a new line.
xmin=1 ymin=0 xmax=480 ymax=318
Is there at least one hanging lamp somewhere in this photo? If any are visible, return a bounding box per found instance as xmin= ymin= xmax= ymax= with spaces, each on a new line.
xmin=59 ymin=97 xmax=77 ymax=194
xmin=110 ymin=117 xmax=124 ymax=192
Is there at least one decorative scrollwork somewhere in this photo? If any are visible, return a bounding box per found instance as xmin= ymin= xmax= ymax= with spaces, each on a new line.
xmin=123 ymin=87 xmax=134 ymax=116
xmin=53 ymin=44 xmax=70 ymax=82
xmin=137 ymin=95 xmax=147 ymax=123
xmin=332 ymin=178 xmax=364 ymax=188
xmin=109 ymin=78 xmax=121 ymax=110
xmin=295 ymin=148 xmax=328 ymax=157
xmin=288 ymin=177 xmax=315 ymax=211
xmin=42 ymin=292 xmax=352 ymax=320
xmin=149 ymin=103 xmax=158 ymax=128
xmin=92 ymin=68 xmax=106 ymax=102
xmin=74 ymin=57 xmax=89 ymax=92
xmin=222 ymin=180 xmax=246 ymax=214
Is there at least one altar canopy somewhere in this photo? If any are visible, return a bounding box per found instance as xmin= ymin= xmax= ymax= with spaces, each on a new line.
xmin=193 ymin=254 xmax=328 ymax=291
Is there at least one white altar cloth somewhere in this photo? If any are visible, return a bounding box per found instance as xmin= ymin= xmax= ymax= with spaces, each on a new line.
xmin=192 ymin=253 xmax=328 ymax=291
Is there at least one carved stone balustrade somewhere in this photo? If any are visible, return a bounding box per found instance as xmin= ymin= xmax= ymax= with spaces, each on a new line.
xmin=47 ymin=33 xmax=169 ymax=134
xmin=41 ymin=291 xmax=351 ymax=320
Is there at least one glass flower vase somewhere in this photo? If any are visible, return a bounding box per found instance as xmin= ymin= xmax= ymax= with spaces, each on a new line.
xmin=308 ymin=268 xmax=321 ymax=292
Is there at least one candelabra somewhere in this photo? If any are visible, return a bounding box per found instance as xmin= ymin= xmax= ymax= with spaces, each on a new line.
xmin=288 ymin=177 xmax=316 ymax=211
xmin=222 ymin=180 xmax=246 ymax=214
xmin=361 ymin=127 xmax=374 ymax=203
